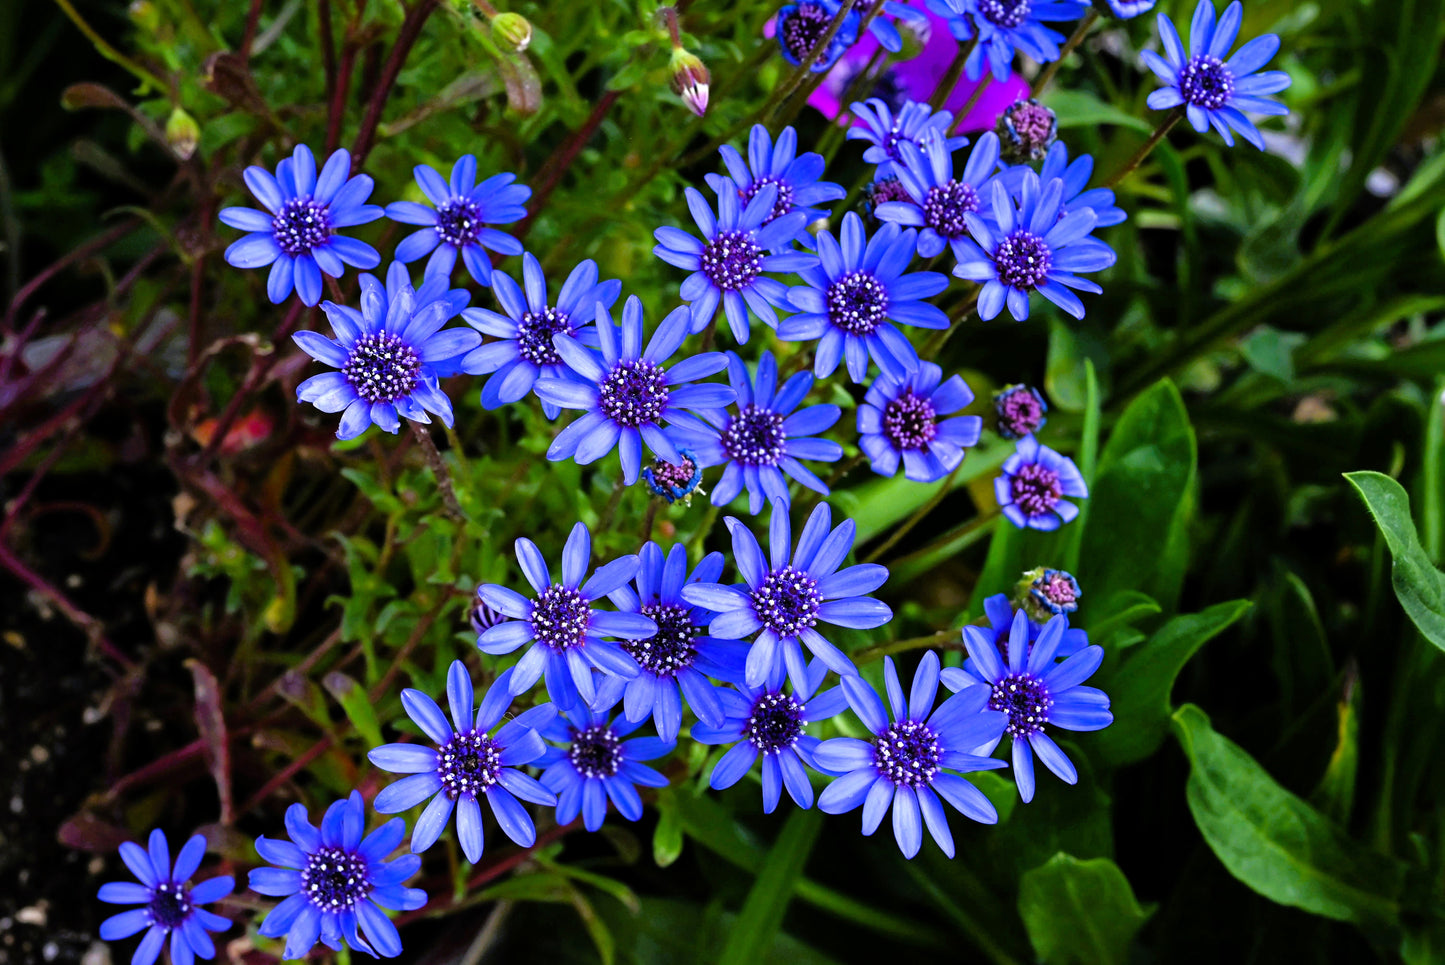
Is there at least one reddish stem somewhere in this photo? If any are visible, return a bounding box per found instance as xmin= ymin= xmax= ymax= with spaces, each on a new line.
xmin=515 ymin=90 xmax=621 ymax=241
xmin=0 ymin=540 xmax=133 ymax=667
xmin=237 ymin=736 xmax=336 ymax=816
xmin=350 ymin=0 xmax=438 ymax=170
xmin=240 ymin=0 xmax=266 ymax=58
xmin=3 ymin=218 xmax=140 ymax=333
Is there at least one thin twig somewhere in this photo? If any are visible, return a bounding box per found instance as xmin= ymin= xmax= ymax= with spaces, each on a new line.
xmin=1103 ymin=106 xmax=1183 ymax=188
xmin=351 ymin=0 xmax=439 ymax=169
xmin=409 ymin=421 xmax=465 ymax=519
xmin=240 ymin=0 xmax=266 ymax=59
xmin=928 ymin=38 xmax=976 ymax=111
xmin=1031 ymin=9 xmax=1097 ymax=97
xmin=863 ymin=462 xmax=964 ymax=563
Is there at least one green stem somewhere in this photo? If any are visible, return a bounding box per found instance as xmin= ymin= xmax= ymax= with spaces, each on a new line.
xmin=409 ymin=421 xmax=464 ymax=520
xmin=928 ymin=38 xmax=975 ymax=111
xmin=1103 ymin=106 xmax=1183 ymax=188
xmin=766 ymin=0 xmax=860 ymax=123
xmin=854 ymin=629 xmax=956 ymax=664
xmin=864 ymin=463 xmax=964 ymax=563
xmin=1030 ymin=9 xmax=1097 ymax=97
xmin=52 ymin=0 xmax=170 ymax=96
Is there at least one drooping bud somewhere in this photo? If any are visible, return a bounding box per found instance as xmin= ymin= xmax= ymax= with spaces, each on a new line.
xmin=1015 ymin=567 xmax=1081 ymax=623
xmin=165 ymin=106 xmax=200 ymax=160
xmin=996 ymin=99 xmax=1058 ymax=164
xmin=669 ymin=48 xmax=710 ymax=117
xmin=993 ymin=384 xmax=1048 ymax=439
xmin=490 ymin=11 xmax=532 ymax=52
xmin=1092 ymin=0 xmax=1157 ymax=19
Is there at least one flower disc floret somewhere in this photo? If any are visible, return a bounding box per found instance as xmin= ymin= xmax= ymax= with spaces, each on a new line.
xmin=437 ymin=731 xmax=502 ymax=798
xmin=272 ymin=198 xmax=331 ymax=255
xmin=990 ymin=672 xmax=1054 ymax=738
xmin=434 ymin=197 xmax=485 ymax=247
xmin=827 ymin=271 xmax=891 ymax=335
xmin=598 ymin=359 xmax=670 ymax=427
xmin=874 ymin=134 xmax=1001 ymax=262
xmin=342 ymin=332 xmax=421 ymax=404
xmin=859 ymin=362 xmax=982 ymax=483
xmin=883 ymin=393 xmax=938 ymax=450
xmin=300 ymin=848 xmax=369 ymax=912
xmin=752 ymin=565 xmax=822 ymax=637
xmin=567 ymin=724 xmax=625 ymax=778
xmin=628 ymin=603 xmax=700 ymax=676
xmin=747 ymin=691 xmax=806 ymax=752
xmin=875 ymin=720 xmax=942 ymax=787
xmin=777 ymin=0 xmax=860 ymax=71
xmin=722 ymin=405 xmax=787 ymax=466
xmin=977 ymin=0 xmax=1032 ymax=27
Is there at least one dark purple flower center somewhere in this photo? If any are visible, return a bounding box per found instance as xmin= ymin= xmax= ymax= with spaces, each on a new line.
xmin=740 ymin=176 xmax=796 ymax=224
xmin=434 ymin=197 xmax=485 ymax=247
xmin=995 ymin=385 xmax=1046 ymax=439
xmin=648 ymin=455 xmax=699 ymax=492
xmin=598 ymin=358 xmax=669 ymax=427
xmin=722 ymin=404 xmax=786 ymax=466
xmin=1031 ymin=570 xmax=1079 ymax=614
xmin=517 ymin=306 xmax=572 ymax=367
xmin=989 ymin=672 xmax=1052 ymax=738
xmin=826 ymin=270 xmax=890 ymax=335
xmin=994 ymin=230 xmax=1053 ymax=290
xmin=746 ymin=691 xmax=806 ymax=753
xmin=470 ymin=600 xmax=509 ymax=634
xmin=147 ymin=882 xmax=192 ymax=929
xmin=751 ymin=565 xmax=821 ymax=637
xmin=627 ymin=602 xmax=699 ymax=677
xmin=700 ymin=229 xmax=764 ymax=292
xmin=779 ymin=2 xmax=836 ymax=67
xmin=437 ymin=730 xmax=502 ymax=798
xmin=922 ymin=181 xmax=979 ymax=241
xmin=301 ymin=847 xmax=369 ymax=911
xmin=977 ymin=0 xmax=1031 ymax=28
xmin=868 ymin=177 xmax=912 ymax=211
xmin=531 ymin=583 xmax=591 ymax=650
xmin=998 ymin=100 xmax=1057 ymax=162
xmin=568 ymin=724 xmax=624 ymax=779
xmin=874 ymin=720 xmax=941 ymax=787
xmin=1009 ymin=462 xmax=1062 ymax=517
xmin=272 ymin=197 xmax=332 ymax=255
xmin=882 ymin=392 xmax=938 ymax=451
xmin=342 ymin=331 xmax=421 ymax=404
xmin=1178 ymin=55 xmax=1234 ymax=110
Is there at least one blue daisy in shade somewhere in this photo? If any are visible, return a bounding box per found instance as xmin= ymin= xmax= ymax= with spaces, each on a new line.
xmin=248 ymin=791 xmax=427 ymax=960
xmin=98 ymin=830 xmax=232 ymax=965
xmin=706 ymin=125 xmax=846 ymax=232
xmin=294 ymin=265 xmax=480 ymax=440
xmin=776 ymin=0 xmax=860 ymax=72
xmin=605 ymin=541 xmax=749 ymax=743
xmin=996 ymin=435 xmax=1088 ymax=530
xmin=679 ymin=350 xmax=842 ymax=514
xmin=954 ymin=173 xmax=1116 ymax=322
xmin=385 ymin=155 xmax=531 ymax=284
xmin=653 ymin=182 xmax=817 ymax=342
xmin=219 ymin=144 xmax=382 ymax=306
xmin=536 ymin=677 xmax=673 ymax=831
xmin=642 ymin=450 xmax=708 ymax=505
xmin=368 ymin=662 xmax=557 ymax=864
xmin=858 ymin=362 xmax=982 ymax=482
xmin=941 ymin=0 xmax=1090 ymax=83
xmin=1143 ymin=0 xmax=1291 ymax=149
xmin=682 ymin=500 xmax=892 ymax=690
xmin=366 ymin=261 xmax=475 ymax=377
xmin=457 ymin=253 xmax=620 ymax=417
xmin=848 ymin=98 xmax=970 ymax=179
xmin=477 ymin=521 xmax=653 ymax=710
xmin=535 ymin=297 xmax=734 ymax=485
xmin=815 ymin=652 xmax=1009 ymax=858
xmin=781 ymin=212 xmax=948 ymax=383
xmin=875 ymin=133 xmax=1001 ymax=261
xmin=691 ymin=658 xmax=848 ymax=812
xmin=943 ymin=610 xmax=1112 ymax=802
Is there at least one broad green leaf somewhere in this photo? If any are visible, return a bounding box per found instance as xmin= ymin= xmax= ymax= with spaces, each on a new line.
xmin=1018 ymin=854 xmax=1152 ymax=965
xmin=1345 ymin=471 xmax=1445 ymax=652
xmin=717 ymin=809 xmax=821 ymax=965
xmin=1041 ymin=88 xmax=1153 ymax=133
xmin=1172 ymin=705 xmax=1407 ymax=928
xmin=1095 ymin=600 xmax=1250 ymax=766
xmin=1081 ymin=589 xmax=1160 ymax=649
xmin=321 ymin=672 xmax=384 ymax=749
xmin=849 ymin=437 xmax=1010 ymax=546
xmin=1077 ymin=379 xmax=1196 ymax=613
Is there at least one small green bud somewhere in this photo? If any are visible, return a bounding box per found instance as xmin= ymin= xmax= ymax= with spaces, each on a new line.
xmin=128 ymin=0 xmax=160 ymax=32
xmin=490 ymin=12 xmax=532 ymax=52
xmin=668 ymin=48 xmax=709 ymax=117
xmin=165 ymin=106 xmax=200 ymax=160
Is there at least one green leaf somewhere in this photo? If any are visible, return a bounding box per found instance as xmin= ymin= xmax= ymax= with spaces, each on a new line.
xmin=1171 ymin=704 xmax=1407 ymax=929
xmin=1018 ymin=854 xmax=1152 ymax=965
xmin=1345 ymin=471 xmax=1445 ymax=652
xmin=653 ymin=802 xmax=684 ymax=868
xmin=1240 ymin=326 xmax=1306 ymax=382
xmin=1095 ymin=600 xmax=1251 ymax=767
xmin=717 ymin=809 xmax=822 ymax=965
xmin=1041 ymin=88 xmax=1153 ymax=133
xmin=322 ymin=672 xmax=383 ymax=749
xmin=1077 ymin=379 xmax=1196 ymax=614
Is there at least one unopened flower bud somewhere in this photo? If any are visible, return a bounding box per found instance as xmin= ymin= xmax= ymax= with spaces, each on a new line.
xmin=669 ymin=49 xmax=710 ymax=117
xmin=165 ymin=106 xmax=200 ymax=160
xmin=490 ymin=12 xmax=532 ymax=52
xmin=993 ymin=384 xmax=1048 ymax=439
xmin=996 ymin=99 xmax=1057 ymax=164
xmin=128 ymin=0 xmax=160 ymax=31
xmin=1015 ymin=567 xmax=1082 ymax=623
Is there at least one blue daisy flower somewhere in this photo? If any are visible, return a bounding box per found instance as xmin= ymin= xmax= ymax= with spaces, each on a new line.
xmin=976 ymin=590 xmax=1089 ymax=663
xmin=953 ymin=171 xmax=1117 ymax=321
xmin=776 ymin=0 xmax=861 ymax=72
xmin=858 ymin=362 xmax=983 ymax=482
xmin=219 ymin=145 xmax=382 ymax=306
xmin=691 ymin=658 xmax=848 ymax=813
xmin=98 ymin=830 xmax=233 ymax=965
xmin=875 ymin=132 xmax=1001 ymax=261
xmin=535 ymin=296 xmax=735 ymax=485
xmin=781 ymin=211 xmax=949 ymax=383
xmin=943 ymin=610 xmax=1112 ymax=802
xmin=385 ymin=155 xmax=530 ymax=284
xmin=604 ymin=541 xmax=749 ymax=743
xmin=941 ymin=0 xmax=1091 ymax=83
xmin=682 ymin=500 xmax=892 ymax=690
xmin=705 ymin=124 xmax=846 ymax=232
xmin=848 ymin=98 xmax=970 ymax=180
xmin=477 ymin=521 xmax=654 ymax=710
xmin=1143 ymin=0 xmax=1291 ymax=149
xmin=368 ymin=662 xmax=557 ymax=864
xmin=293 ymin=263 xmax=479 ymax=440
xmin=995 ymin=434 xmax=1088 ymax=530
xmin=456 ymin=252 xmax=620 ymax=418
xmin=654 ymin=182 xmax=818 ymax=343
xmin=815 ymin=652 xmax=1009 ymax=858
xmin=999 ymin=141 xmax=1127 ymax=228
xmin=248 ymin=792 xmax=427 ymax=960
xmin=679 ymin=350 xmax=842 ymax=515
xmin=536 ymin=677 xmax=674 ymax=831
